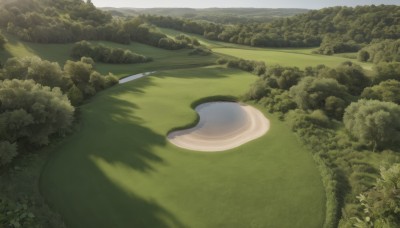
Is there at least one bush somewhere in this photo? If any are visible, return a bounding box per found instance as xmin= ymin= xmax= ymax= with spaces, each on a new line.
xmin=104 ymin=73 xmax=119 ymax=88
xmin=188 ymin=47 xmax=212 ymax=56
xmin=71 ymin=41 xmax=151 ymax=64
xmin=0 ymin=79 xmax=74 ymax=150
xmin=343 ymin=99 xmax=400 ymax=151
xmin=0 ymin=32 xmax=6 ymax=49
xmin=0 ymin=141 xmax=17 ymax=167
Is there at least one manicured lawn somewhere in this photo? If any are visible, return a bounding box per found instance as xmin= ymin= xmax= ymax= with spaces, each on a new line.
xmin=213 ymin=47 xmax=373 ymax=69
xmin=40 ymin=66 xmax=325 ymax=228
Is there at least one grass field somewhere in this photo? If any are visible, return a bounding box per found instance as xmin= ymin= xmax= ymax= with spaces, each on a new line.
xmin=0 ymin=32 xmax=218 ymax=78
xmin=213 ymin=47 xmax=373 ymax=70
xmin=40 ymin=66 xmax=326 ymax=228
xmin=159 ymin=28 xmax=373 ymax=70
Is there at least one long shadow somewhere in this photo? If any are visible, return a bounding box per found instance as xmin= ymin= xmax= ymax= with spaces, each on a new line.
xmin=153 ymin=66 xmax=231 ymax=80
xmin=41 ymin=80 xmax=184 ymax=226
xmin=41 ymin=68 xmax=232 ymax=227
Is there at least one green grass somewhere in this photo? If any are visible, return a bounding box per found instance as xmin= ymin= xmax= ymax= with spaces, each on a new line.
xmin=40 ymin=66 xmax=325 ymax=228
xmin=213 ymin=47 xmax=373 ymax=70
xmin=0 ymin=32 xmax=218 ymax=78
xmin=159 ymin=28 xmax=373 ymax=70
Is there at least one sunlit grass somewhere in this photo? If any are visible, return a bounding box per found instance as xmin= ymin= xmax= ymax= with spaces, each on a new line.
xmin=40 ymin=66 xmax=325 ymax=228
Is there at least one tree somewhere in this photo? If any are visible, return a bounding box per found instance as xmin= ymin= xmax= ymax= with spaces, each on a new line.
xmin=63 ymin=60 xmax=92 ymax=95
xmin=290 ymin=76 xmax=350 ymax=116
xmin=0 ymin=141 xmax=17 ymax=167
xmin=361 ymin=80 xmax=400 ymax=104
xmin=372 ymin=62 xmax=400 ymax=83
xmin=0 ymin=32 xmax=6 ymax=49
xmin=67 ymin=85 xmax=84 ymax=106
xmin=89 ymin=72 xmax=105 ymax=92
xmin=0 ymin=79 xmax=74 ymax=147
xmin=358 ymin=50 xmax=370 ymax=62
xmin=354 ymin=164 xmax=400 ymax=227
xmin=343 ymin=99 xmax=400 ymax=151
xmin=318 ymin=62 xmax=370 ymax=95
xmin=3 ymin=56 xmax=64 ymax=89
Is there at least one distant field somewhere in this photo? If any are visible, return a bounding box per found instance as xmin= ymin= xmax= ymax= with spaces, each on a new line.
xmin=160 ymin=28 xmax=373 ymax=70
xmin=40 ymin=66 xmax=325 ymax=228
xmin=213 ymin=47 xmax=373 ymax=69
xmin=0 ymin=32 xmax=218 ymax=78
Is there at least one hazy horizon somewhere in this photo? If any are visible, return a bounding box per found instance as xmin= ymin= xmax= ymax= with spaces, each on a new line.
xmin=91 ymin=0 xmax=400 ymax=9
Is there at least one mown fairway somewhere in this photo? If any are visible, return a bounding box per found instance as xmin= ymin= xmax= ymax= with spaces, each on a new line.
xmin=40 ymin=66 xmax=325 ymax=228
xmin=213 ymin=47 xmax=373 ymax=69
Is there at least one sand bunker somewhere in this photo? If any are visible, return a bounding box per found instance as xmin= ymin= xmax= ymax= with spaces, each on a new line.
xmin=167 ymin=102 xmax=270 ymax=152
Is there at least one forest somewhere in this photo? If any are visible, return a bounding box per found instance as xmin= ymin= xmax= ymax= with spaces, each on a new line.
xmin=0 ymin=0 xmax=399 ymax=227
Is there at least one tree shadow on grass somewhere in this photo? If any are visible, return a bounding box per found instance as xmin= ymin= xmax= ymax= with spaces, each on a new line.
xmin=41 ymin=68 xmax=236 ymax=227
xmin=42 ymin=92 xmax=184 ymax=226
xmin=154 ymin=66 xmax=232 ymax=80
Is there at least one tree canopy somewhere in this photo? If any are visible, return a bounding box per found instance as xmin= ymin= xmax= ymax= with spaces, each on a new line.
xmin=0 ymin=79 xmax=74 ymax=166
xmin=355 ymin=164 xmax=400 ymax=227
xmin=343 ymin=99 xmax=400 ymax=151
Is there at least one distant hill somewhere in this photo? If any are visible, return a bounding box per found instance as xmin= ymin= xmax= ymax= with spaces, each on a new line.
xmin=101 ymin=7 xmax=310 ymax=24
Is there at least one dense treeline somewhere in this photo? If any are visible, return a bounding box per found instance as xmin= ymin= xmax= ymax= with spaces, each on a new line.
xmin=358 ymin=39 xmax=400 ymax=63
xmin=238 ymin=59 xmax=400 ymax=227
xmin=0 ymin=0 xmax=196 ymax=50
xmin=0 ymin=79 xmax=74 ymax=165
xmin=104 ymin=7 xmax=309 ymax=24
xmin=145 ymin=5 xmax=400 ymax=53
xmin=0 ymin=32 xmax=5 ymax=49
xmin=0 ymin=56 xmax=118 ymax=167
xmin=71 ymin=41 xmax=152 ymax=64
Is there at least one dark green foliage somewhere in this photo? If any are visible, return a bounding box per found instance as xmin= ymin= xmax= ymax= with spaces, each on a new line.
xmin=0 ymin=32 xmax=6 ymax=49
xmin=372 ymin=62 xmax=400 ymax=83
xmin=0 ymin=0 xmax=188 ymax=49
xmin=1 ymin=56 xmax=113 ymax=107
xmin=71 ymin=41 xmax=152 ymax=64
xmin=318 ymin=62 xmax=370 ymax=95
xmin=354 ymin=164 xmax=400 ymax=227
xmin=0 ymin=79 xmax=74 ymax=164
xmin=343 ymin=99 xmax=400 ymax=151
xmin=358 ymin=39 xmax=400 ymax=63
xmin=0 ymin=198 xmax=37 ymax=228
xmin=145 ymin=5 xmax=400 ymax=52
xmin=2 ymin=56 xmax=67 ymax=90
xmin=361 ymin=80 xmax=400 ymax=104
xmin=244 ymin=78 xmax=271 ymax=101
xmin=226 ymin=59 xmax=266 ymax=76
xmin=259 ymin=90 xmax=297 ymax=114
xmin=188 ymin=47 xmax=212 ymax=56
xmin=106 ymin=8 xmax=309 ymax=24
xmin=0 ymin=0 xmax=112 ymax=43
xmin=357 ymin=50 xmax=370 ymax=62
xmin=0 ymin=141 xmax=17 ymax=166
xmin=80 ymin=56 xmax=95 ymax=66
xmin=290 ymin=76 xmax=351 ymax=118
xmin=104 ymin=73 xmax=119 ymax=88
xmin=317 ymin=35 xmax=361 ymax=55
xmin=67 ymin=85 xmax=84 ymax=106
xmin=216 ymin=58 xmax=228 ymax=65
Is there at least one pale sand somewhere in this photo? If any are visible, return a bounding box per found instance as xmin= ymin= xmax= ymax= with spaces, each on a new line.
xmin=167 ymin=104 xmax=270 ymax=152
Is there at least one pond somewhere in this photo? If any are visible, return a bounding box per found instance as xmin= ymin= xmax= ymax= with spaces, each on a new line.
xmin=167 ymin=102 xmax=270 ymax=152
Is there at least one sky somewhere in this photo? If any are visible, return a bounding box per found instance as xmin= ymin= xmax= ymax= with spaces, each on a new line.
xmin=91 ymin=0 xmax=400 ymax=9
